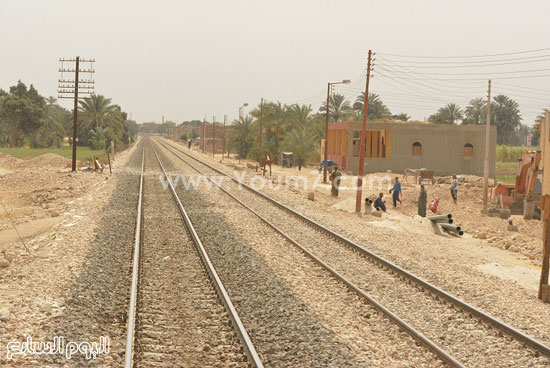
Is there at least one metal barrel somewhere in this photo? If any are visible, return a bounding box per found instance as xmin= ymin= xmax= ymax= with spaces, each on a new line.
xmin=440 ymin=223 xmax=462 ymax=234
xmin=443 ymin=227 xmax=464 ymax=236
xmin=431 ymin=218 xmax=453 ymax=224
xmin=427 ymin=214 xmax=452 ymax=221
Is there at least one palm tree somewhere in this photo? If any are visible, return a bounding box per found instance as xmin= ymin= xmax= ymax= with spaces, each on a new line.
xmin=353 ymin=93 xmax=391 ymax=120
xmin=282 ymin=126 xmax=316 ymax=170
xmin=319 ymin=93 xmax=352 ymax=122
xmin=228 ymin=116 xmax=254 ymax=160
xmin=79 ymin=94 xmax=123 ymax=133
xmin=391 ymin=113 xmax=410 ymax=121
xmin=492 ymin=95 xmax=522 ymax=144
xmin=250 ymin=100 xmax=288 ymax=151
xmin=287 ymin=103 xmax=314 ymax=128
xmin=429 ymin=103 xmax=463 ymax=124
xmin=79 ymin=94 xmax=124 ymax=148
xmin=46 ymin=96 xmax=57 ymax=106
xmin=464 ymin=98 xmax=486 ymax=125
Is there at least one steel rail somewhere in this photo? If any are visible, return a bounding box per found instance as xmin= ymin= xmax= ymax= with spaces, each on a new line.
xmin=158 ymin=137 xmax=550 ymax=358
xmin=150 ymin=143 xmax=264 ymax=368
xmin=155 ymin=139 xmax=465 ymax=368
xmin=124 ymin=148 xmax=145 ymax=368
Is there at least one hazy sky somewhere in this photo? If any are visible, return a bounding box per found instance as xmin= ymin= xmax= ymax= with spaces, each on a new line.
xmin=1 ymin=0 xmax=549 ymax=126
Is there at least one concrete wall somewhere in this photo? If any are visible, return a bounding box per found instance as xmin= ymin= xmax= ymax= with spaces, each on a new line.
xmin=341 ymin=122 xmax=496 ymax=177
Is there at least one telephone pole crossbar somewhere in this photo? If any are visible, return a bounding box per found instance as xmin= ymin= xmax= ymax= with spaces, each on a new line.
xmin=58 ymin=56 xmax=95 ymax=171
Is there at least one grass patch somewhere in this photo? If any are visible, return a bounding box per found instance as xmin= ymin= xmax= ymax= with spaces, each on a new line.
xmin=496 ymin=160 xmax=517 ymax=184
xmin=0 ymin=146 xmax=107 ymax=162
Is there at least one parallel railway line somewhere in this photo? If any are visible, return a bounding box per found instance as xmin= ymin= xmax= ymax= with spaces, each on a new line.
xmin=156 ymin=137 xmax=550 ymax=368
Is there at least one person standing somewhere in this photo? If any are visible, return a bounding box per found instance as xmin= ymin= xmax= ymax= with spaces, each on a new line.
xmin=450 ymin=175 xmax=458 ymax=204
xmin=389 ymin=177 xmax=402 ymax=208
xmin=418 ymin=184 xmax=427 ymax=217
xmin=330 ymin=166 xmax=342 ymax=197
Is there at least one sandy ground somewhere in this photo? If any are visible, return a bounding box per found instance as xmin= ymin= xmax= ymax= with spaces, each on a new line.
xmin=0 ymin=143 xmax=139 ymax=367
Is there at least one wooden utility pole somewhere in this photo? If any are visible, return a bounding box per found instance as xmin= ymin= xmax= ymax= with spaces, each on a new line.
xmin=539 ymin=110 xmax=550 ymax=302
xmin=212 ymin=116 xmax=215 ymax=158
xmin=355 ymin=50 xmax=373 ymax=213
xmin=72 ymin=57 xmax=79 ymax=172
xmin=323 ymin=83 xmax=331 ymax=183
xmin=259 ymin=98 xmax=264 ymax=152
xmin=222 ymin=115 xmax=227 ymax=160
xmin=58 ymin=57 xmax=95 ymax=171
xmin=202 ymin=117 xmax=206 ymax=153
xmin=483 ymin=79 xmax=492 ymax=212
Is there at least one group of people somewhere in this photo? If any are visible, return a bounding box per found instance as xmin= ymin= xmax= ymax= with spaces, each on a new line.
xmin=328 ymin=168 xmax=460 ymax=217
xmin=372 ymin=175 xmax=459 ymax=217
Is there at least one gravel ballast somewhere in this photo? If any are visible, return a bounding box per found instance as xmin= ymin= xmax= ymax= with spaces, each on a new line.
xmin=136 ymin=144 xmax=248 ymax=367
xmin=158 ymin=138 xmax=550 ymax=368
xmin=154 ymin=139 xmax=448 ymax=367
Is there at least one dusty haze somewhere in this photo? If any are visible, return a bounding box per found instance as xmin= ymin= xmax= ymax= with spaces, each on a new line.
xmin=1 ymin=0 xmax=549 ymax=125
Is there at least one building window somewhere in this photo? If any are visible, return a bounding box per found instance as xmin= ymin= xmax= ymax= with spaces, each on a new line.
xmin=464 ymin=143 xmax=473 ymax=158
xmin=352 ymin=130 xmax=360 ymax=157
xmin=412 ymin=142 xmax=422 ymax=156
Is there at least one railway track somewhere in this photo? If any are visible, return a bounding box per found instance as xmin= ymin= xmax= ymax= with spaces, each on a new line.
xmin=155 ymin=137 xmax=550 ymax=368
xmin=123 ymin=142 xmax=262 ymax=367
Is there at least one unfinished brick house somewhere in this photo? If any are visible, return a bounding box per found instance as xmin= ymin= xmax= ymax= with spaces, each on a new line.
xmin=325 ymin=121 xmax=496 ymax=176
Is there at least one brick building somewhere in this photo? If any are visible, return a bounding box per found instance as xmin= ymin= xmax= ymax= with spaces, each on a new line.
xmin=326 ymin=121 xmax=496 ymax=176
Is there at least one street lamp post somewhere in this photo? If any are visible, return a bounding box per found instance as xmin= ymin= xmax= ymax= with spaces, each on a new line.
xmin=237 ymin=103 xmax=248 ymax=162
xmin=323 ymin=79 xmax=351 ymax=183
xmin=239 ymin=102 xmax=248 ymax=121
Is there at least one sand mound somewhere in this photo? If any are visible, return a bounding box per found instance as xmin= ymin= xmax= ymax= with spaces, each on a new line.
xmin=0 ymin=153 xmax=21 ymax=168
xmin=0 ymin=153 xmax=71 ymax=169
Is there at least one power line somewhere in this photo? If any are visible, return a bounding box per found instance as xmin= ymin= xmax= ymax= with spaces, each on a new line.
xmin=377 ymin=54 xmax=550 ymax=67
xmin=379 ymin=67 xmax=550 ymax=76
xmin=377 ymin=47 xmax=550 ymax=59
xmin=493 ymin=81 xmax=550 ymax=93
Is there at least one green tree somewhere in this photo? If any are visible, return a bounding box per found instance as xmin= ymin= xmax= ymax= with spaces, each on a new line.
xmin=428 ymin=103 xmax=463 ymax=125
xmin=463 ymin=98 xmax=486 ymax=125
xmin=0 ymin=81 xmax=44 ymax=147
xmin=78 ymin=95 xmax=124 ymax=148
xmin=492 ymin=95 xmax=522 ymax=145
xmin=287 ymin=103 xmax=314 ymax=128
xmin=282 ymin=126 xmax=316 ymax=170
xmin=228 ymin=116 xmax=254 ymax=159
xmin=391 ymin=113 xmax=410 ymax=121
xmin=353 ymin=93 xmax=391 ymax=120
xmin=319 ymin=93 xmax=352 ymax=122
xmin=250 ymin=101 xmax=288 ymax=152
xmin=88 ymin=127 xmax=106 ymax=150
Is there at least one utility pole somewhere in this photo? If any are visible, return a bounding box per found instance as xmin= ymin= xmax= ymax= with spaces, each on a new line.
xmin=202 ymin=117 xmax=206 ymax=153
xmin=222 ymin=115 xmax=227 ymax=160
xmin=323 ymin=83 xmax=331 ymax=183
xmin=322 ymin=79 xmax=350 ymax=183
xmin=539 ymin=111 xmax=550 ymax=302
xmin=483 ymin=79 xmax=492 ymax=212
xmin=212 ymin=116 xmax=215 ymax=158
xmin=58 ymin=57 xmax=95 ymax=172
xmin=259 ymin=97 xmax=264 ymax=153
xmin=355 ymin=50 xmax=373 ymax=213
